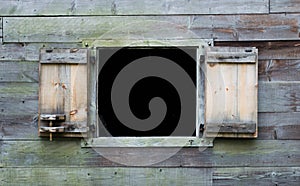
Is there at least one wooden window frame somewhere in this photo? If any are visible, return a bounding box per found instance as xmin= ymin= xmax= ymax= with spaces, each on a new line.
xmin=83 ymin=39 xmax=214 ymax=147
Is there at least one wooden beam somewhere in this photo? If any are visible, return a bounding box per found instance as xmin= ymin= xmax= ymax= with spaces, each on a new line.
xmin=82 ymin=137 xmax=213 ymax=148
xmin=0 ymin=0 xmax=268 ymax=16
xmin=40 ymin=48 xmax=88 ymax=64
xmin=3 ymin=14 xmax=300 ymax=43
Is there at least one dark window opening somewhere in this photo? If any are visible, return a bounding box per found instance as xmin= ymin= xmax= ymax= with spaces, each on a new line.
xmin=97 ymin=47 xmax=197 ymax=137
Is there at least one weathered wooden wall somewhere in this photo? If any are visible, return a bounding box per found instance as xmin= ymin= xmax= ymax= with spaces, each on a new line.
xmin=0 ymin=0 xmax=300 ymax=185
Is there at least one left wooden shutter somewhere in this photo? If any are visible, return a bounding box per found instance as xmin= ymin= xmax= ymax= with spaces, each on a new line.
xmin=38 ymin=48 xmax=88 ymax=139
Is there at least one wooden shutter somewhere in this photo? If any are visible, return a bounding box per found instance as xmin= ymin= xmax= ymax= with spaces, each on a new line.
xmin=38 ymin=48 xmax=88 ymax=139
xmin=204 ymin=47 xmax=258 ymax=138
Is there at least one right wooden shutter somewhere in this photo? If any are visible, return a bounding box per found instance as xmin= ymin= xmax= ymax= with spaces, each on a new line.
xmin=204 ymin=47 xmax=258 ymax=138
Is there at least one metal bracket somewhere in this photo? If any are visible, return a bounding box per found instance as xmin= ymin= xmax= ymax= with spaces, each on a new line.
xmin=40 ymin=114 xmax=66 ymax=141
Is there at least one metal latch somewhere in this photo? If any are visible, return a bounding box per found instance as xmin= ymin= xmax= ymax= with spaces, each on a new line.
xmin=40 ymin=114 xmax=66 ymax=141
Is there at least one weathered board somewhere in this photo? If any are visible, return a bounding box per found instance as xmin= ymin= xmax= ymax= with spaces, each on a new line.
xmin=0 ymin=167 xmax=213 ymax=185
xmin=38 ymin=49 xmax=88 ymax=138
xmin=213 ymin=167 xmax=300 ymax=185
xmin=189 ymin=14 xmax=300 ymax=41
xmin=0 ymin=0 xmax=269 ymax=16
xmin=216 ymin=41 xmax=300 ymax=60
xmin=0 ymin=61 xmax=38 ymax=83
xmin=204 ymin=47 xmax=258 ymax=138
xmin=270 ymin=0 xmax=300 ymax=13
xmin=3 ymin=14 xmax=300 ymax=43
xmin=0 ymin=167 xmax=299 ymax=185
xmin=0 ymin=43 xmax=81 ymax=62
xmin=1 ymin=140 xmax=300 ymax=167
xmin=259 ymin=59 xmax=300 ymax=81
xmin=258 ymin=82 xmax=300 ymax=112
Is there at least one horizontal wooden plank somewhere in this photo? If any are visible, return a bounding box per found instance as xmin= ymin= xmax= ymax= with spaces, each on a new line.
xmin=0 ymin=167 xmax=212 ymax=185
xmin=0 ymin=167 xmax=299 ymax=185
xmin=216 ymin=41 xmax=300 ymax=60
xmin=206 ymin=47 xmax=257 ymax=63
xmin=0 ymin=43 xmax=81 ymax=62
xmin=275 ymin=125 xmax=300 ymax=140
xmin=213 ymin=167 xmax=300 ymax=185
xmin=206 ymin=122 xmax=256 ymax=134
xmin=3 ymin=16 xmax=191 ymax=43
xmin=259 ymin=59 xmax=300 ymax=81
xmin=271 ymin=0 xmax=300 ymax=13
xmin=82 ymin=137 xmax=213 ymax=148
xmin=0 ymin=61 xmax=38 ymax=83
xmin=0 ymin=0 xmax=268 ymax=16
xmin=40 ymin=48 xmax=88 ymax=64
xmin=190 ymin=14 xmax=300 ymax=41
xmin=4 ymin=14 xmax=300 ymax=43
xmin=258 ymin=81 xmax=300 ymax=112
xmin=1 ymin=140 xmax=299 ymax=167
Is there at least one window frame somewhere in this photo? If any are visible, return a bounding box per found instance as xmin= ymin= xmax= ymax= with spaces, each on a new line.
xmin=84 ymin=39 xmax=214 ymax=147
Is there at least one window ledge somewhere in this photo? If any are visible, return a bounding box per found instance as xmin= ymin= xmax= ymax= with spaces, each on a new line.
xmin=81 ymin=137 xmax=213 ymax=148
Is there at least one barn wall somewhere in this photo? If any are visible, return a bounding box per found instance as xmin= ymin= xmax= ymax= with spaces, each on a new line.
xmin=0 ymin=0 xmax=300 ymax=185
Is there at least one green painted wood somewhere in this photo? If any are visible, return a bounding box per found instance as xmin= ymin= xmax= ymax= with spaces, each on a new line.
xmin=271 ymin=0 xmax=300 ymax=13
xmin=1 ymin=140 xmax=299 ymax=167
xmin=3 ymin=14 xmax=300 ymax=43
xmin=0 ymin=167 xmax=212 ymax=186
xmin=3 ymin=16 xmax=191 ymax=43
xmin=213 ymin=167 xmax=300 ymax=185
xmin=0 ymin=0 xmax=268 ymax=16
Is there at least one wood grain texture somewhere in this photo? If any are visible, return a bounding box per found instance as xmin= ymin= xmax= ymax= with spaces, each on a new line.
xmin=258 ymin=81 xmax=300 ymax=112
xmin=215 ymin=41 xmax=300 ymax=60
xmin=271 ymin=0 xmax=300 ymax=13
xmin=3 ymin=14 xmax=300 ymax=43
xmin=1 ymin=140 xmax=299 ymax=167
xmin=259 ymin=59 xmax=300 ymax=81
xmin=0 ymin=0 xmax=268 ymax=16
xmin=0 ymin=167 xmax=212 ymax=185
xmin=0 ymin=43 xmax=81 ymax=62
xmin=213 ymin=167 xmax=300 ymax=186
xmin=0 ymin=167 xmax=299 ymax=185
xmin=189 ymin=14 xmax=300 ymax=41
xmin=3 ymin=16 xmax=192 ymax=43
xmin=40 ymin=48 xmax=88 ymax=64
xmin=0 ymin=61 xmax=38 ymax=83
